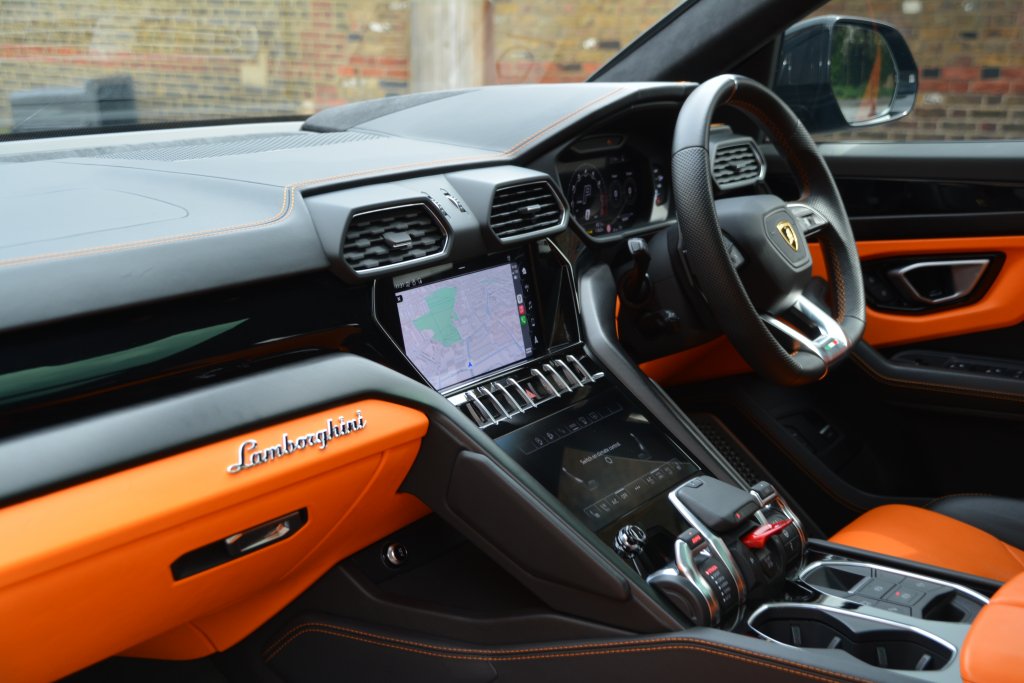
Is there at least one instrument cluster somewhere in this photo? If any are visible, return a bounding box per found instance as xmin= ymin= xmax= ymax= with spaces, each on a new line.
xmin=557 ymin=141 xmax=670 ymax=239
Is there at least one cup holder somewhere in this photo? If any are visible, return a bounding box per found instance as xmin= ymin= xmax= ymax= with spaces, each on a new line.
xmin=749 ymin=604 xmax=954 ymax=671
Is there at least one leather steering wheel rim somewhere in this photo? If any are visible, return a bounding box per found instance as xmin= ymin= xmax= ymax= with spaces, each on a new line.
xmin=671 ymin=74 xmax=865 ymax=385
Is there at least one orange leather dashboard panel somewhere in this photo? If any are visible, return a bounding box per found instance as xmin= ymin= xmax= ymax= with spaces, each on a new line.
xmin=638 ymin=334 xmax=751 ymax=386
xmin=830 ymin=504 xmax=1024 ymax=582
xmin=962 ymin=571 xmax=1024 ymax=683
xmin=0 ymin=399 xmax=430 ymax=683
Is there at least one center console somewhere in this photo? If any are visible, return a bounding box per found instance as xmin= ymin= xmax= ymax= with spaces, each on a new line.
xmin=376 ymin=240 xmax=992 ymax=681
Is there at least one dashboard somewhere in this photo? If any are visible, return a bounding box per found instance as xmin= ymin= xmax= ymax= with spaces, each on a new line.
xmin=1 ymin=82 xmax=762 ymax=543
xmin=1 ymin=78 xmax=997 ymax=683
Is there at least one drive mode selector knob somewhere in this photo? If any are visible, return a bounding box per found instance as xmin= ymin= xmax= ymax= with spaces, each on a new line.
xmin=614 ymin=525 xmax=647 ymax=560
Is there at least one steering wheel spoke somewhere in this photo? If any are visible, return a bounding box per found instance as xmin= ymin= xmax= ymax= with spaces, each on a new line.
xmin=786 ymin=202 xmax=830 ymax=238
xmin=761 ymin=294 xmax=849 ymax=366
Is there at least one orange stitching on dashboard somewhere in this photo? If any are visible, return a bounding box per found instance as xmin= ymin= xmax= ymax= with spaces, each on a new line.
xmin=291 ymin=152 xmax=503 ymax=190
xmin=0 ymin=88 xmax=626 ymax=269
xmin=502 ymin=87 xmax=625 ymax=154
xmin=0 ymin=186 xmax=297 ymax=268
xmin=261 ymin=624 xmax=869 ymax=683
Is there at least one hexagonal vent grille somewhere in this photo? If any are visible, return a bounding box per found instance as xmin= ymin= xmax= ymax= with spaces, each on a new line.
xmin=489 ymin=181 xmax=564 ymax=238
xmin=712 ymin=142 xmax=763 ymax=189
xmin=342 ymin=203 xmax=447 ymax=272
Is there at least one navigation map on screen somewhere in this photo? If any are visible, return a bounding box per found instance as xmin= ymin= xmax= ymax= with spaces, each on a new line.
xmin=395 ymin=262 xmax=533 ymax=389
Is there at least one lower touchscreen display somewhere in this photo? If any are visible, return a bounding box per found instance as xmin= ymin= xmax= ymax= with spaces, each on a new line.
xmin=394 ymin=258 xmax=536 ymax=390
xmin=496 ymin=392 xmax=700 ymax=531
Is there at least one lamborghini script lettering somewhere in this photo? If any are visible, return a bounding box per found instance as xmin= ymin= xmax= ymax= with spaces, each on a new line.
xmin=227 ymin=410 xmax=367 ymax=474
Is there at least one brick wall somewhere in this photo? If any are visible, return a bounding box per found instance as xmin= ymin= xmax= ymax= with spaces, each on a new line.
xmin=1 ymin=0 xmax=1021 ymax=140
xmin=491 ymin=0 xmax=675 ymax=84
xmin=0 ymin=0 xmax=680 ymax=132
xmin=812 ymin=0 xmax=1024 ymax=140
xmin=0 ymin=0 xmax=413 ymax=130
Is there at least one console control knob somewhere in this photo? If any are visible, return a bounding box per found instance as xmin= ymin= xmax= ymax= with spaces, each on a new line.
xmin=741 ymin=518 xmax=793 ymax=550
xmin=648 ymin=569 xmax=711 ymax=626
xmin=383 ymin=543 xmax=409 ymax=567
xmin=614 ymin=524 xmax=647 ymax=560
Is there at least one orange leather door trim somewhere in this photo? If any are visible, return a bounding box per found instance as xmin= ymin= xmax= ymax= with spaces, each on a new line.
xmin=637 ymin=236 xmax=1024 ymax=387
xmin=0 ymin=399 xmax=429 ymax=683
xmin=812 ymin=235 xmax=1024 ymax=347
xmin=961 ymin=572 xmax=1024 ymax=683
xmin=830 ymin=504 xmax=1024 ymax=582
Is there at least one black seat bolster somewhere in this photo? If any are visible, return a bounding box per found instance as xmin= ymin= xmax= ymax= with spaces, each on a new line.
xmin=927 ymin=495 xmax=1024 ymax=551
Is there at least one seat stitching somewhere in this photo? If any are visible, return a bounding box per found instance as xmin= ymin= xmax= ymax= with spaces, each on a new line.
xmin=267 ymin=631 xmax=853 ymax=683
xmin=0 ymin=87 xmax=626 ymax=269
xmin=926 ymin=492 xmax=998 ymax=509
xmin=261 ymin=622 xmax=873 ymax=683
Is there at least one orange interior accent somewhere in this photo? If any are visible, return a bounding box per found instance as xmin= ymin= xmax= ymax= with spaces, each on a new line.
xmin=639 ymin=335 xmax=752 ymax=385
xmin=0 ymin=399 xmax=430 ymax=683
xmin=830 ymin=504 xmax=1024 ymax=582
xmin=962 ymin=572 xmax=1024 ymax=683
xmin=618 ymin=295 xmax=752 ymax=386
xmin=811 ymin=235 xmax=1024 ymax=348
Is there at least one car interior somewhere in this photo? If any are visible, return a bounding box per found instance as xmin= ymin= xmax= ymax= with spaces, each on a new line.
xmin=2 ymin=1 xmax=1024 ymax=682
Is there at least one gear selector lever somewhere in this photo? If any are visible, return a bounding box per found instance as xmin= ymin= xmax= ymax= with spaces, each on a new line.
xmin=673 ymin=475 xmax=760 ymax=532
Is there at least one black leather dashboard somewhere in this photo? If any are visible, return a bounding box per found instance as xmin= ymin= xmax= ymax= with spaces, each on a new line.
xmin=0 ymin=83 xmax=693 ymax=332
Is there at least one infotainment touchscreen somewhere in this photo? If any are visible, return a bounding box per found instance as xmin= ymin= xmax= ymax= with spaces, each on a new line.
xmin=393 ymin=255 xmax=539 ymax=390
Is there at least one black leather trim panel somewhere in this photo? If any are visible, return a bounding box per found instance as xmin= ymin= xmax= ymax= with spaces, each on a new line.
xmin=262 ymin=616 xmax=908 ymax=683
xmin=852 ymin=343 xmax=1024 ymax=407
xmin=0 ymin=83 xmax=692 ymax=333
xmin=0 ymin=354 xmax=453 ymax=505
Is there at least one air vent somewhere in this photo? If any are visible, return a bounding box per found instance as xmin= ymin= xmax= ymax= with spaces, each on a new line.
xmin=712 ymin=142 xmax=764 ymax=189
xmin=342 ymin=203 xmax=447 ymax=273
xmin=489 ymin=181 xmax=565 ymax=239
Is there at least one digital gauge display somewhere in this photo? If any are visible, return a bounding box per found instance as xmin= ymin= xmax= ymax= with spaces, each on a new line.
xmin=568 ymin=165 xmax=606 ymax=231
xmin=564 ymin=152 xmax=648 ymax=236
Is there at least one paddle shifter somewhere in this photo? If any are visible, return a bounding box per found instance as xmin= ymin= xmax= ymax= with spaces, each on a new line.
xmin=647 ymin=475 xmax=804 ymax=626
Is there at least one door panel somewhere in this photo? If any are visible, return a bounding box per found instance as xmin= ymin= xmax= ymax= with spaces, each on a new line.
xmin=809 ymin=236 xmax=1024 ymax=347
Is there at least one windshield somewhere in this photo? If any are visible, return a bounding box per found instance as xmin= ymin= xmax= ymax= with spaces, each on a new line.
xmin=0 ymin=0 xmax=681 ymax=138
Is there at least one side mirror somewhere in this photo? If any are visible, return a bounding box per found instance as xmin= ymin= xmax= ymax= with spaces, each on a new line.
xmin=772 ymin=16 xmax=918 ymax=134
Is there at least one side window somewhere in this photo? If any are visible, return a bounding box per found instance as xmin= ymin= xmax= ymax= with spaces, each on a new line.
xmin=810 ymin=0 xmax=1024 ymax=141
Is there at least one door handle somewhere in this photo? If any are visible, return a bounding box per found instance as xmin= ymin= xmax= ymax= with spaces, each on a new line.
xmin=887 ymin=258 xmax=990 ymax=306
xmin=224 ymin=510 xmax=305 ymax=557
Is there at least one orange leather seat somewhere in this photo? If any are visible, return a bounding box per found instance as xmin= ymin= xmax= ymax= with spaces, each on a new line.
xmin=961 ymin=571 xmax=1024 ymax=683
xmin=830 ymin=503 xmax=1024 ymax=582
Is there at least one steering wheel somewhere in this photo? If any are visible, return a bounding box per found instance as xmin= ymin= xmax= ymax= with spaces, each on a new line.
xmin=671 ymin=75 xmax=865 ymax=385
